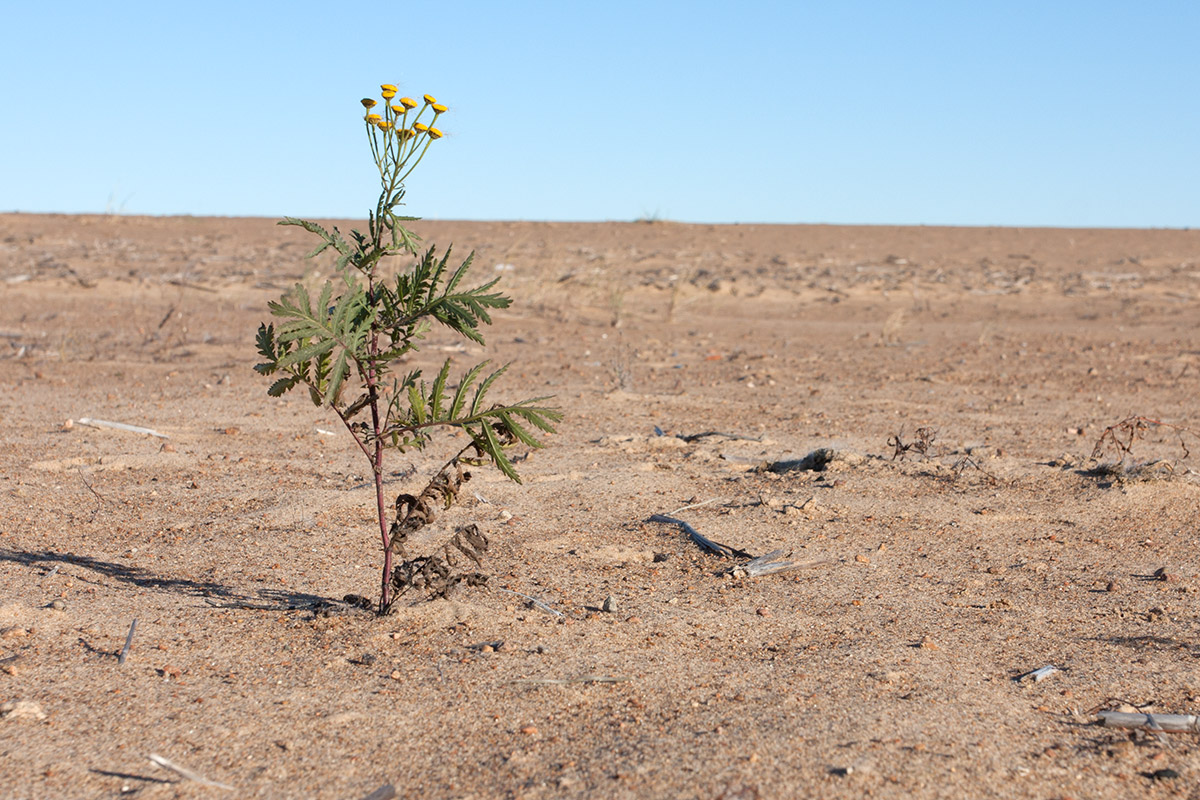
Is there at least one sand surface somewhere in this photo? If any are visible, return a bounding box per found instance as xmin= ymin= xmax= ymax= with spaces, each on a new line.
xmin=2 ymin=213 xmax=1199 ymax=798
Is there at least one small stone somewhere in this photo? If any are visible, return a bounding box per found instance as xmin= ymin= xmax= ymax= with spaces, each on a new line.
xmin=519 ymin=725 xmax=538 ymax=736
xmin=1 ymin=627 xmax=29 ymax=639
xmin=1153 ymin=567 xmax=1176 ymax=583
xmin=855 ymin=554 xmax=870 ymax=565
xmin=756 ymin=607 xmax=771 ymax=618
xmin=1149 ymin=768 xmax=1180 ymax=781
xmin=919 ymin=636 xmax=938 ymax=650
xmin=602 ymin=595 xmax=617 ymax=613
xmin=652 ymin=552 xmax=670 ymax=563
xmin=480 ymin=644 xmax=494 ymax=653
xmin=390 ymin=670 xmax=402 ymax=680
xmin=1106 ymin=579 xmax=1119 ymax=592
xmin=50 ymin=600 xmax=65 ymax=611
xmin=61 ymin=419 xmax=74 ymax=432
xmin=625 ymin=616 xmax=642 ymax=624
xmin=1 ymin=700 xmax=47 ymax=721
xmin=160 ymin=443 xmax=176 ymax=453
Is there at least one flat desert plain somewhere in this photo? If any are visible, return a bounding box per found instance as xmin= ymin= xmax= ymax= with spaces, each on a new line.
xmin=1 ymin=214 xmax=1200 ymax=799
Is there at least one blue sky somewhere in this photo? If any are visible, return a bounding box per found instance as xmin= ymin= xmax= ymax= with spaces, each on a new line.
xmin=3 ymin=1 xmax=1197 ymax=227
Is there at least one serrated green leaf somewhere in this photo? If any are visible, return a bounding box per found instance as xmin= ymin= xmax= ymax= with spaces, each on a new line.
xmin=267 ymin=376 xmax=297 ymax=397
xmin=479 ymin=421 xmax=519 ymax=482
xmin=430 ymin=359 xmax=451 ymax=418
xmin=408 ymin=382 xmax=426 ymax=425
xmin=471 ymin=363 xmax=509 ymax=415
xmin=450 ymin=361 xmax=488 ymax=419
xmin=277 ymin=337 xmax=335 ymax=369
xmin=323 ymin=348 xmax=349 ymax=406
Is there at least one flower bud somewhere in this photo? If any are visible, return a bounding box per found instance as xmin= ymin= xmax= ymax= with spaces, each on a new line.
xmin=414 ymin=122 xmax=429 ymax=133
xmin=423 ymin=94 xmax=437 ymax=105
xmin=366 ymin=113 xmax=383 ymax=125
xmin=361 ymin=98 xmax=377 ymax=109
xmin=428 ymin=127 xmax=443 ymax=139
xmin=431 ymin=103 xmax=448 ymax=114
xmin=399 ymin=97 xmax=418 ymax=109
xmin=381 ymin=84 xmax=398 ymax=99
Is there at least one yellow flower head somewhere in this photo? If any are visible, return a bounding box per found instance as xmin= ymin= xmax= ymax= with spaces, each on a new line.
xmin=431 ymin=103 xmax=448 ymax=114
xmin=380 ymin=84 xmax=398 ymax=99
xmin=391 ymin=104 xmax=406 ymax=115
xmin=399 ymin=128 xmax=416 ymax=141
xmin=378 ymin=120 xmax=393 ymax=131
xmin=423 ymin=94 xmax=437 ymax=105
xmin=399 ymin=97 xmax=418 ymax=109
xmin=361 ymin=98 xmax=377 ymax=109
xmin=428 ymin=127 xmax=443 ymax=140
xmin=414 ymin=122 xmax=430 ymax=133
xmin=366 ymin=113 xmax=383 ymax=125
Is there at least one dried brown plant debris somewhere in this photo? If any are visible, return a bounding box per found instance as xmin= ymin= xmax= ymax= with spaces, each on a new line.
xmin=1091 ymin=415 xmax=1197 ymax=465
xmin=888 ymin=427 xmax=937 ymax=461
xmin=389 ymin=524 xmax=489 ymax=604
xmin=951 ymin=456 xmax=1000 ymax=485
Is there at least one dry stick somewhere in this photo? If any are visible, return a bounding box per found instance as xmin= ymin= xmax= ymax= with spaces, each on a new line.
xmin=1098 ymin=711 xmax=1200 ymax=733
xmin=148 ymin=753 xmax=235 ymax=790
xmin=77 ymin=468 xmax=105 ymax=505
xmin=117 ymin=619 xmax=138 ymax=665
xmin=496 ymin=587 xmax=564 ymax=618
xmin=732 ymin=550 xmax=829 ymax=578
xmin=667 ymin=497 xmax=719 ymax=515
xmin=676 ymin=430 xmax=763 ymax=443
xmin=508 ymin=675 xmax=630 ymax=686
xmin=647 ymin=514 xmax=751 ymax=559
xmin=649 ymin=514 xmax=825 ymax=577
xmin=76 ymin=418 xmax=169 ymax=439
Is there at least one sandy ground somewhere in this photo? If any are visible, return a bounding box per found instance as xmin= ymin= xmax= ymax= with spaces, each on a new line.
xmin=1 ymin=213 xmax=1200 ymax=799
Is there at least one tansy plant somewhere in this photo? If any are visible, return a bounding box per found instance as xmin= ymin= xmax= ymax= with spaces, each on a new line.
xmin=255 ymin=84 xmax=560 ymax=614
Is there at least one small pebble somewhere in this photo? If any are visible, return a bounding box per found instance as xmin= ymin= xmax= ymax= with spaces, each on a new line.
xmin=1106 ymin=579 xmax=1119 ymax=592
xmin=601 ymin=595 xmax=617 ymax=613
xmin=0 ymin=700 xmax=46 ymax=721
xmin=519 ymin=725 xmax=538 ymax=736
xmin=756 ymin=607 xmax=771 ymax=618
xmin=855 ymin=554 xmax=870 ymax=565
xmin=50 ymin=600 xmax=65 ymax=611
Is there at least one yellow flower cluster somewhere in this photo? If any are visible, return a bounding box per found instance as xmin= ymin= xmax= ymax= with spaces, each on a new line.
xmin=362 ymin=82 xmax=450 ymax=187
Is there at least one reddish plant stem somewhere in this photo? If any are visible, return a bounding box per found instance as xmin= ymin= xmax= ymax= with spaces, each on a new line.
xmin=364 ymin=274 xmax=393 ymax=613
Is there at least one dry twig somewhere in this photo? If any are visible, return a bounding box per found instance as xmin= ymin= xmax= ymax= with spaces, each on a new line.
xmin=148 ymin=753 xmax=234 ymax=790
xmin=1098 ymin=711 xmax=1200 ymax=733
xmin=508 ymin=675 xmax=630 ymax=686
xmin=76 ymin=418 xmax=169 ymax=439
xmin=117 ymin=619 xmax=137 ymax=665
xmin=495 ymin=587 xmax=564 ymax=617
xmin=648 ymin=514 xmax=751 ymax=559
